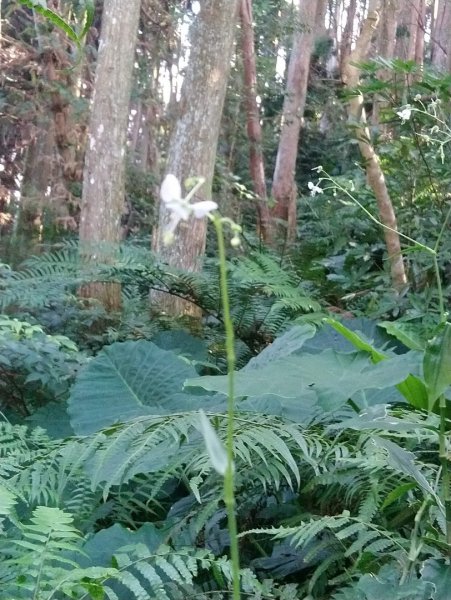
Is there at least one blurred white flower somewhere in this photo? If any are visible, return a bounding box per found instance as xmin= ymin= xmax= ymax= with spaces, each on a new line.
xmin=160 ymin=174 xmax=217 ymax=245
xmin=192 ymin=200 xmax=218 ymax=218
xmin=396 ymin=106 xmax=412 ymax=122
xmin=160 ymin=173 xmax=182 ymax=204
xmin=308 ymin=181 xmax=323 ymax=196
xmin=199 ymin=410 xmax=228 ymax=476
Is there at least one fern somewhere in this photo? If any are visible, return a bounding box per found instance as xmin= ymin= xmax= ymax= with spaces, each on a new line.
xmin=242 ymin=512 xmax=407 ymax=572
xmin=0 ymin=243 xmax=322 ymax=357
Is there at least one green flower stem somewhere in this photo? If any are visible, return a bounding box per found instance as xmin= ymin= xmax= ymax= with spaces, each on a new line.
xmin=213 ymin=216 xmax=241 ymax=600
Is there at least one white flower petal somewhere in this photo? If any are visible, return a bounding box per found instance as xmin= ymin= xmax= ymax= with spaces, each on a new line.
xmin=166 ymin=200 xmax=191 ymax=220
xmin=396 ymin=107 xmax=412 ymax=121
xmin=191 ymin=200 xmax=218 ymax=218
xmin=199 ymin=410 xmax=228 ymax=476
xmin=308 ymin=182 xmax=323 ymax=196
xmin=160 ymin=174 xmax=182 ymax=204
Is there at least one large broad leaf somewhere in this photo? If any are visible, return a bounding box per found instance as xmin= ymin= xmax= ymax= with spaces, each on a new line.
xmin=68 ymin=341 xmax=197 ymax=434
xmin=423 ymin=322 xmax=451 ymax=411
xmin=27 ymin=401 xmax=74 ymax=439
xmin=187 ymin=350 xmax=420 ymax=412
xmin=239 ymin=390 xmax=318 ymax=423
xmin=379 ymin=321 xmax=426 ymax=351
xmin=355 ymin=572 xmax=434 ymax=600
xmin=324 ymin=319 xmax=427 ymax=409
xmin=325 ymin=318 xmax=386 ymax=362
xmin=245 ymin=324 xmax=316 ymax=369
xmin=421 ymin=559 xmax=451 ymax=597
xmin=78 ymin=523 xmax=165 ymax=567
xmin=302 ymin=317 xmax=397 ymax=355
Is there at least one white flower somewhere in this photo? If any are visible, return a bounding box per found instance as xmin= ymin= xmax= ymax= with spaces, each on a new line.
xmin=160 ymin=174 xmax=217 ymax=245
xmin=191 ymin=200 xmax=218 ymax=218
xmin=396 ymin=106 xmax=412 ymax=122
xmin=199 ymin=410 xmax=228 ymax=476
xmin=160 ymin=173 xmax=182 ymax=204
xmin=308 ymin=181 xmax=323 ymax=196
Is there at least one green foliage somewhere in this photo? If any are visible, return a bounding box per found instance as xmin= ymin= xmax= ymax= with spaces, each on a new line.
xmin=1 ymin=316 xmax=451 ymax=598
xmin=0 ymin=244 xmax=321 ymax=358
xmin=0 ymin=315 xmax=85 ymax=417
xmin=15 ymin=0 xmax=94 ymax=48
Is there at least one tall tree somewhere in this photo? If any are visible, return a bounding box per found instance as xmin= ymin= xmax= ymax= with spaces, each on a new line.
xmin=239 ymin=0 xmax=270 ymax=239
xmin=268 ymin=0 xmax=319 ymax=246
xmin=394 ymin=0 xmax=421 ymax=61
xmin=79 ymin=0 xmax=141 ymax=310
xmin=342 ymin=0 xmax=407 ymax=291
xmin=340 ymin=0 xmax=357 ymax=75
xmin=152 ymin=0 xmax=239 ymax=317
xmin=431 ymin=0 xmax=451 ymax=71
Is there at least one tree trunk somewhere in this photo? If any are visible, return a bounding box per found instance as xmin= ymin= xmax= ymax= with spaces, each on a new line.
xmin=152 ymin=0 xmax=239 ymax=317
xmin=239 ymin=0 xmax=270 ymax=239
xmin=414 ymin=0 xmax=426 ymax=67
xmin=79 ymin=0 xmax=141 ymax=311
xmin=340 ymin=0 xmax=357 ymax=75
xmin=431 ymin=0 xmax=451 ymax=72
xmin=373 ymin=0 xmax=399 ymax=128
xmin=395 ymin=0 xmax=421 ymax=61
xmin=268 ymin=0 xmax=318 ymax=247
xmin=342 ymin=0 xmax=407 ymax=292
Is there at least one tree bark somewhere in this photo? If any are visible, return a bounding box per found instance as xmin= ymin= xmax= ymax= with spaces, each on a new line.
xmin=239 ymin=0 xmax=270 ymax=239
xmin=342 ymin=0 xmax=407 ymax=292
xmin=340 ymin=0 xmax=357 ymax=75
xmin=414 ymin=0 xmax=426 ymax=67
xmin=394 ymin=0 xmax=421 ymax=61
xmin=373 ymin=0 xmax=399 ymax=128
xmin=79 ymin=0 xmax=141 ymax=311
xmin=152 ymin=0 xmax=239 ymax=317
xmin=268 ymin=0 xmax=319 ymax=247
xmin=431 ymin=0 xmax=451 ymax=72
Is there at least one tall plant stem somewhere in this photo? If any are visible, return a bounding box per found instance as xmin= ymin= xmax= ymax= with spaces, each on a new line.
xmin=213 ymin=217 xmax=241 ymax=600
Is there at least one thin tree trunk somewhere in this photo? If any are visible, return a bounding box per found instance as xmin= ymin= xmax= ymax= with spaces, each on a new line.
xmin=395 ymin=0 xmax=421 ymax=61
xmin=268 ymin=0 xmax=319 ymax=247
xmin=152 ymin=0 xmax=239 ymax=317
xmin=342 ymin=0 xmax=407 ymax=292
xmin=79 ymin=0 xmax=141 ymax=311
xmin=373 ymin=0 xmax=398 ymax=128
xmin=415 ymin=0 xmax=426 ymax=65
xmin=239 ymin=0 xmax=270 ymax=239
xmin=340 ymin=0 xmax=357 ymax=75
xmin=431 ymin=0 xmax=451 ymax=71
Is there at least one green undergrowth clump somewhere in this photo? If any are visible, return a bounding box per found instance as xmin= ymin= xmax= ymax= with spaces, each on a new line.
xmin=1 ymin=316 xmax=451 ymax=599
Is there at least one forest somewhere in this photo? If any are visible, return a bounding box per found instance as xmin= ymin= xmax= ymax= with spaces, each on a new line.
xmin=1 ymin=0 xmax=451 ymax=598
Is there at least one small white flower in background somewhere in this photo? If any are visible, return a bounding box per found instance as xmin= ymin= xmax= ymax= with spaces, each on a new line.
xmin=414 ymin=94 xmax=422 ymax=102
xmin=308 ymin=181 xmax=323 ymax=196
xmin=396 ymin=106 xmax=412 ymax=122
xmin=160 ymin=174 xmax=217 ymax=245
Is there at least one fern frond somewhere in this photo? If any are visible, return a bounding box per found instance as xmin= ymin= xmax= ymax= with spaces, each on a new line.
xmin=242 ymin=513 xmax=407 ymax=560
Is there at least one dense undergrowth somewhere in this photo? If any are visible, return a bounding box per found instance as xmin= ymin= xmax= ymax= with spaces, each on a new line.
xmin=2 ymin=60 xmax=451 ymax=599
xmin=1 ymin=239 xmax=451 ymax=598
